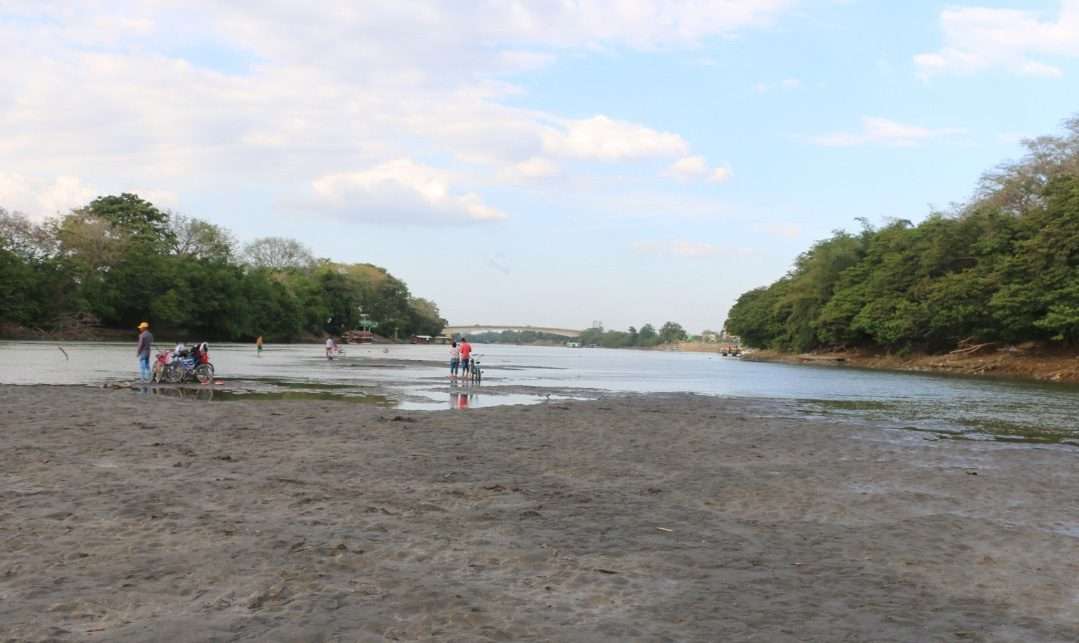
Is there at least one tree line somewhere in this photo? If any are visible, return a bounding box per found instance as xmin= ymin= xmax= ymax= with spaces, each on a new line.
xmin=468 ymin=330 xmax=573 ymax=344
xmin=578 ymin=322 xmax=688 ymax=348
xmin=467 ymin=323 xmax=690 ymax=347
xmin=0 ymin=193 xmax=446 ymax=341
xmin=726 ymin=117 xmax=1079 ymax=353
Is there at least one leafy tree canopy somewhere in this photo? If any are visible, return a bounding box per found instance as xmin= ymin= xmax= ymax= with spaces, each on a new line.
xmin=726 ymin=116 xmax=1079 ymax=352
xmin=0 ymin=197 xmax=444 ymax=342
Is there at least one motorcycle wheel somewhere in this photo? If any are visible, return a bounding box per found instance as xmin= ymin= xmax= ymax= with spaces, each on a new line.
xmin=163 ymin=363 xmax=183 ymax=384
xmin=193 ymin=364 xmax=214 ymax=384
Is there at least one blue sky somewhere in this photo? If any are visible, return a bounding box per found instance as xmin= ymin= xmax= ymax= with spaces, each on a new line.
xmin=2 ymin=1 xmax=1078 ymax=331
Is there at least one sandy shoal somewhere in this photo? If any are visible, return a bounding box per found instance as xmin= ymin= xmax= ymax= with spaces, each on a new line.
xmin=1 ymin=386 xmax=1077 ymax=642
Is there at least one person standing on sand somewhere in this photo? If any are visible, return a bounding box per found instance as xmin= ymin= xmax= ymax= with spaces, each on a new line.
xmin=450 ymin=340 xmax=460 ymax=378
xmin=256 ymin=336 xmax=263 ymax=355
xmin=459 ymin=337 xmax=472 ymax=375
xmin=136 ymin=322 xmax=153 ymax=382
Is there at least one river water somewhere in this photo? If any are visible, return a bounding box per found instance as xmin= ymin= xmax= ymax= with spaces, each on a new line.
xmin=2 ymin=340 xmax=1078 ymax=444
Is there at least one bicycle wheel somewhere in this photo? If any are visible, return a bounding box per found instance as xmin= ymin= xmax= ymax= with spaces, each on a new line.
xmin=193 ymin=363 xmax=214 ymax=384
xmin=163 ymin=363 xmax=183 ymax=384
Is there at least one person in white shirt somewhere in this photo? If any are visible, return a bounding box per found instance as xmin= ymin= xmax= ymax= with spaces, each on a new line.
xmin=449 ymin=341 xmax=460 ymax=377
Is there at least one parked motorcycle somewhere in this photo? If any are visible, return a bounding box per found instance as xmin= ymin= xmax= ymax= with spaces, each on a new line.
xmin=152 ymin=342 xmax=214 ymax=384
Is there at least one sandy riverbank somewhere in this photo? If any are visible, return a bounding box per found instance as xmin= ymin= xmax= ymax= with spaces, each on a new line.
xmin=743 ymin=345 xmax=1079 ymax=385
xmin=2 ymin=386 xmax=1077 ymax=642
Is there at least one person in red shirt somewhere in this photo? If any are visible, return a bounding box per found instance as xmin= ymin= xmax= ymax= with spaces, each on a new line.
xmin=459 ymin=337 xmax=473 ymax=375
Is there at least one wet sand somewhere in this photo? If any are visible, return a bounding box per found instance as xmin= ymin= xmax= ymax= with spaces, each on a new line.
xmin=2 ymin=385 xmax=1077 ymax=642
xmin=744 ymin=346 xmax=1079 ymax=384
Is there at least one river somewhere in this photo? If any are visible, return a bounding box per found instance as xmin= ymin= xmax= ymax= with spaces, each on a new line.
xmin=2 ymin=340 xmax=1078 ymax=444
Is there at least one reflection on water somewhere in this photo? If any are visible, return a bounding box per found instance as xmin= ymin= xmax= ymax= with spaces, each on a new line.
xmin=209 ymin=389 xmax=395 ymax=405
xmin=4 ymin=340 xmax=1079 ymax=444
xmin=134 ymin=384 xmax=217 ymax=401
xmin=130 ymin=383 xmax=396 ymax=405
xmin=451 ymin=391 xmax=474 ymax=410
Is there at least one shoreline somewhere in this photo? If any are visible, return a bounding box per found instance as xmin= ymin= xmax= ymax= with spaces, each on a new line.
xmin=2 ymin=386 xmax=1077 ymax=641
xmin=740 ymin=345 xmax=1079 ymax=385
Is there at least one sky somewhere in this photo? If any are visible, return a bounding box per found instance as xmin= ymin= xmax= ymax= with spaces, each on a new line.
xmin=1 ymin=1 xmax=1078 ymax=332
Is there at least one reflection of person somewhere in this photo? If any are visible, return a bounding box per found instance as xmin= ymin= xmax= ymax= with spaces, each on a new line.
xmin=256 ymin=336 xmax=263 ymax=354
xmin=459 ymin=337 xmax=472 ymax=375
xmin=136 ymin=322 xmax=153 ymax=382
xmin=450 ymin=341 xmax=460 ymax=377
xmin=452 ymin=392 xmax=470 ymax=409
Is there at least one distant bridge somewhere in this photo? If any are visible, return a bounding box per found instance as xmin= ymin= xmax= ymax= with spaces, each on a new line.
xmin=443 ymin=324 xmax=583 ymax=338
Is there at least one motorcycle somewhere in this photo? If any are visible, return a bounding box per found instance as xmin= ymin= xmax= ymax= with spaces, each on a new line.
xmin=153 ymin=343 xmax=215 ymax=384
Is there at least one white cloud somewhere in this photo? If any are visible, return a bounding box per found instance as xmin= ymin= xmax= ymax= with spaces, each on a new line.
xmin=493 ymin=50 xmax=556 ymax=74
xmin=915 ymin=1 xmax=1079 ymax=78
xmin=710 ymin=166 xmax=733 ymax=183
xmin=669 ymin=156 xmax=732 ymax=183
xmin=543 ymin=116 xmax=689 ymax=161
xmin=811 ymin=117 xmax=963 ymax=148
xmin=0 ymin=1 xmax=778 ymax=223
xmin=499 ymin=157 xmax=561 ymax=183
xmin=311 ymin=159 xmax=507 ymax=224
xmin=670 ymin=155 xmax=709 ymax=177
xmin=0 ymin=173 xmax=96 ymax=221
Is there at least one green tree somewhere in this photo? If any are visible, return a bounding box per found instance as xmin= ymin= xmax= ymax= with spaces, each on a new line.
xmin=637 ymin=323 xmax=658 ymax=346
xmin=659 ymin=321 xmax=687 ymax=344
xmin=243 ymin=237 xmax=315 ymax=270
xmin=171 ymin=215 xmax=236 ymax=261
xmin=1 ymin=193 xmax=448 ymax=343
xmin=725 ymin=115 xmax=1079 ymax=353
xmin=86 ymin=193 xmax=175 ymax=251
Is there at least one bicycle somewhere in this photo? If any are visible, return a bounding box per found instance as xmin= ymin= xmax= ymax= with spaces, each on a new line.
xmin=468 ymin=355 xmax=482 ymax=383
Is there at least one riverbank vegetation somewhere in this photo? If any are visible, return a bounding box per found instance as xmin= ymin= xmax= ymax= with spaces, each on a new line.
xmin=469 ymin=330 xmax=573 ymax=345
xmin=0 ymin=194 xmax=445 ymax=341
xmin=469 ymin=322 xmax=690 ymax=348
xmin=578 ymin=322 xmax=689 ymax=348
xmin=726 ymin=117 xmax=1079 ymax=354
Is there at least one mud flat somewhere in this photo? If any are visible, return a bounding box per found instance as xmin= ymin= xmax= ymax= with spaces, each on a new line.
xmin=744 ymin=346 xmax=1079 ymax=384
xmin=1 ymin=386 xmax=1077 ymax=642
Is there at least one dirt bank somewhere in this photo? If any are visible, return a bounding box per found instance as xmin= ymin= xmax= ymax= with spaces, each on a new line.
xmin=743 ymin=343 xmax=1079 ymax=384
xmin=2 ymin=386 xmax=1077 ymax=641
xmin=0 ymin=323 xmax=133 ymax=342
